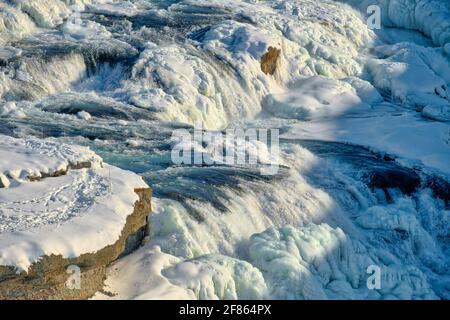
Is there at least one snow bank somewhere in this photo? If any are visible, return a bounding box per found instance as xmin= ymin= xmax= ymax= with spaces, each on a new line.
xmin=284 ymin=109 xmax=450 ymax=176
xmin=95 ymin=245 xmax=269 ymax=300
xmin=0 ymin=135 xmax=102 ymax=185
xmin=367 ymin=43 xmax=450 ymax=118
xmin=0 ymin=135 xmax=148 ymax=271
xmin=339 ymin=0 xmax=450 ymax=48
xmin=263 ymin=76 xmax=372 ymax=120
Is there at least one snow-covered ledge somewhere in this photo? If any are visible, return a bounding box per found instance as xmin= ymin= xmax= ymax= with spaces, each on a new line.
xmin=0 ymin=135 xmax=152 ymax=299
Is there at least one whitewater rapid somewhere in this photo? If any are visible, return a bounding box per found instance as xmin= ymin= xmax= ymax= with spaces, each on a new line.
xmin=0 ymin=0 xmax=449 ymax=299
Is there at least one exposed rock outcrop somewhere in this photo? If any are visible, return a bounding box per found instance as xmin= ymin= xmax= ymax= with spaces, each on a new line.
xmin=0 ymin=187 xmax=152 ymax=300
xmin=261 ymin=47 xmax=281 ymax=75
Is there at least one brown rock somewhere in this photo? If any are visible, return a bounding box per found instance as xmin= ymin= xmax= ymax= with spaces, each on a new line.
xmin=260 ymin=46 xmax=281 ymax=75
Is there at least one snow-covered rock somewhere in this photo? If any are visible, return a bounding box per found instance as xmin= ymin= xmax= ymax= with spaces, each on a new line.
xmin=0 ymin=134 xmax=150 ymax=279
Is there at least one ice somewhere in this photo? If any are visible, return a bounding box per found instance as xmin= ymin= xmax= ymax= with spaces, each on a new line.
xmin=125 ymin=43 xmax=238 ymax=129
xmin=0 ymin=0 xmax=117 ymax=45
xmin=342 ymin=77 xmax=384 ymax=105
xmin=284 ymin=110 xmax=450 ymax=177
xmin=96 ymin=245 xmax=269 ymax=300
xmin=61 ymin=12 xmax=112 ymax=40
xmin=170 ymin=126 xmax=281 ymax=168
xmin=161 ymin=254 xmax=268 ymax=300
xmin=0 ymin=53 xmax=87 ymax=101
xmin=0 ymin=0 xmax=449 ymax=300
xmin=263 ymin=76 xmax=372 ymax=120
xmin=120 ymin=0 xmax=375 ymax=128
xmin=0 ymin=101 xmax=26 ymax=118
xmin=0 ymin=46 xmax=22 ymax=62
xmin=366 ymin=43 xmax=450 ymax=115
xmin=94 ymin=244 xmax=268 ymax=300
xmin=76 ymin=110 xmax=92 ymax=121
xmin=94 ymin=138 xmax=448 ymax=299
xmin=86 ymin=1 xmax=138 ymax=17
xmin=339 ymin=0 xmax=450 ymax=48
xmin=248 ymin=224 xmax=437 ymax=299
xmin=1 ymin=0 xmax=376 ymax=128
xmin=422 ymin=104 xmax=450 ymax=122
xmin=0 ymin=2 xmax=36 ymax=44
xmin=97 ymin=199 xmax=445 ymax=299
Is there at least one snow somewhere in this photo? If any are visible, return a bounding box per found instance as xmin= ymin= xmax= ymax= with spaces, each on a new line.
xmin=61 ymin=12 xmax=112 ymax=40
xmin=0 ymin=135 xmax=148 ymax=271
xmin=366 ymin=43 xmax=450 ymax=116
xmin=283 ymin=109 xmax=450 ymax=177
xmin=0 ymin=1 xmax=115 ymax=44
xmin=0 ymin=101 xmax=26 ymax=118
xmin=77 ymin=110 xmax=92 ymax=121
xmin=0 ymin=135 xmax=102 ymax=184
xmin=120 ymin=0 xmax=374 ymax=129
xmin=86 ymin=1 xmax=138 ymax=17
xmin=93 ymin=246 xmax=196 ymax=300
xmin=94 ymin=245 xmax=268 ymax=300
xmin=248 ymin=224 xmax=436 ymax=299
xmin=263 ymin=76 xmax=372 ymax=120
xmin=0 ymin=2 xmax=36 ymax=44
xmin=339 ymin=0 xmax=450 ymax=48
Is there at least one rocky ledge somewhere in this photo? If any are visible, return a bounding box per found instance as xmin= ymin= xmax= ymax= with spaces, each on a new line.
xmin=0 ymin=135 xmax=152 ymax=299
